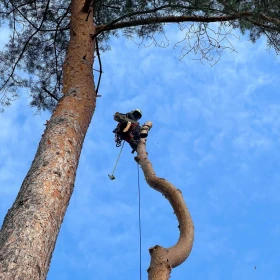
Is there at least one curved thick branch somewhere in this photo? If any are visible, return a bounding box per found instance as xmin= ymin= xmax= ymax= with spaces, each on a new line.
xmin=94 ymin=11 xmax=280 ymax=41
xmin=94 ymin=12 xmax=252 ymax=39
xmin=135 ymin=122 xmax=194 ymax=279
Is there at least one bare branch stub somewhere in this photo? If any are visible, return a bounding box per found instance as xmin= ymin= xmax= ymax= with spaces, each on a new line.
xmin=82 ymin=0 xmax=93 ymax=13
xmin=136 ymin=121 xmax=194 ymax=280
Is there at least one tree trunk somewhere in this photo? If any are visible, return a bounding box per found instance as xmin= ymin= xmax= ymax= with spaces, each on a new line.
xmin=0 ymin=0 xmax=96 ymax=279
xmin=136 ymin=122 xmax=194 ymax=280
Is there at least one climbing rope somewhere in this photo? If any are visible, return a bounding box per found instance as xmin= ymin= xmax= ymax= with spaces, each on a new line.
xmin=108 ymin=141 xmax=125 ymax=180
xmin=112 ymin=140 xmax=124 ymax=173
xmin=137 ymin=163 xmax=142 ymax=280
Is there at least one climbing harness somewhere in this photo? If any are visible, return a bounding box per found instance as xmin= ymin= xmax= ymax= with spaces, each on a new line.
xmin=108 ymin=141 xmax=125 ymax=180
xmin=115 ymin=132 xmax=122 ymax=147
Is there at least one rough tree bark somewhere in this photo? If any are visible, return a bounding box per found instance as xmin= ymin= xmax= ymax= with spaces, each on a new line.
xmin=0 ymin=0 xmax=96 ymax=278
xmin=136 ymin=122 xmax=194 ymax=280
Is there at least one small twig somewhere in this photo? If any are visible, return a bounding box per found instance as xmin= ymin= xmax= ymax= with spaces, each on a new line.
xmin=102 ymin=4 xmax=120 ymax=10
xmin=5 ymin=0 xmax=37 ymax=16
xmin=10 ymin=2 xmax=38 ymax=30
xmin=53 ymin=4 xmax=71 ymax=82
xmin=85 ymin=9 xmax=92 ymax=21
xmin=95 ymin=38 xmax=103 ymax=96
xmin=260 ymin=27 xmax=280 ymax=53
xmin=42 ymin=87 xmax=60 ymax=101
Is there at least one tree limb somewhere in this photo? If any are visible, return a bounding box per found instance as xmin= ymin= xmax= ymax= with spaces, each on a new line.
xmin=93 ymin=11 xmax=280 ymax=40
xmin=94 ymin=12 xmax=251 ymax=39
xmin=259 ymin=13 xmax=280 ymax=25
xmin=135 ymin=122 xmax=194 ymax=279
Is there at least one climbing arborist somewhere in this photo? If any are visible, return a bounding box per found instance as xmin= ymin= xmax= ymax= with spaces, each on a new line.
xmin=113 ymin=109 xmax=143 ymax=153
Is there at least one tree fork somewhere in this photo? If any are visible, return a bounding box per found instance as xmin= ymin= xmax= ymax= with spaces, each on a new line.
xmin=135 ymin=122 xmax=194 ymax=280
xmin=0 ymin=0 xmax=97 ymax=278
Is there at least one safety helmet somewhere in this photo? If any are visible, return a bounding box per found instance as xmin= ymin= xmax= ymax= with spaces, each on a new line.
xmin=132 ymin=109 xmax=142 ymax=120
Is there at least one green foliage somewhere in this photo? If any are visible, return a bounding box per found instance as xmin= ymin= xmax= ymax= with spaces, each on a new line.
xmin=0 ymin=0 xmax=70 ymax=111
xmin=0 ymin=0 xmax=279 ymax=111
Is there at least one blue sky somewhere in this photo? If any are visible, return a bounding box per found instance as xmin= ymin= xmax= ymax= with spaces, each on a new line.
xmin=1 ymin=23 xmax=280 ymax=280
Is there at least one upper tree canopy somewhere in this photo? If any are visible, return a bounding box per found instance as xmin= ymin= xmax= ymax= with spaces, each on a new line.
xmin=0 ymin=0 xmax=279 ymax=111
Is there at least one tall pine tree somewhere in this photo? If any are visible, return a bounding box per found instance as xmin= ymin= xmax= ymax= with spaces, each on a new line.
xmin=0 ymin=1 xmax=279 ymax=279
